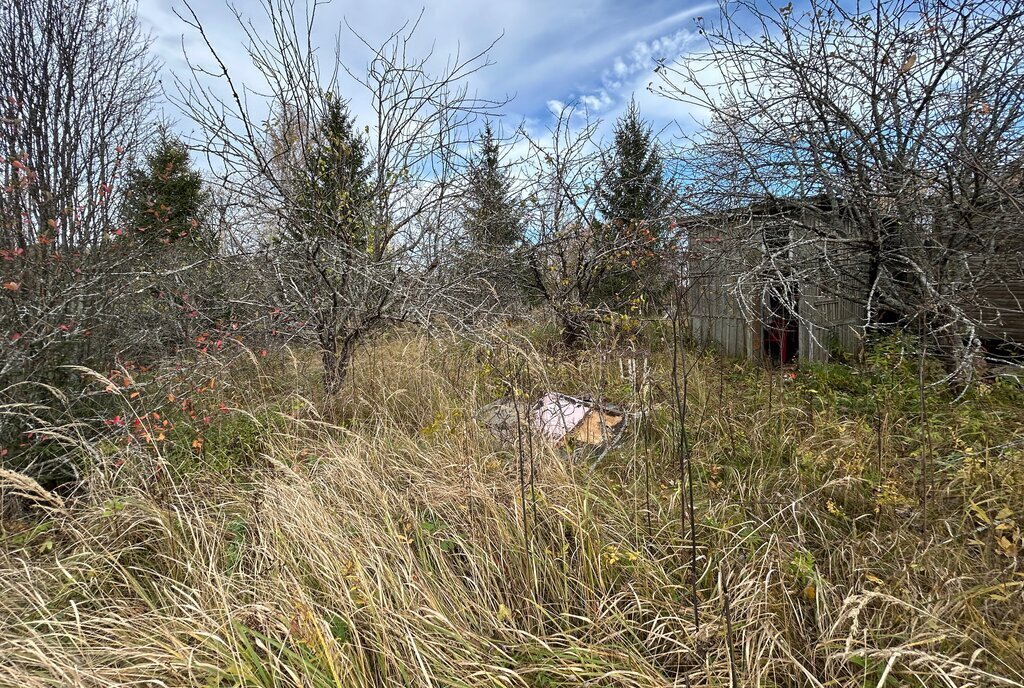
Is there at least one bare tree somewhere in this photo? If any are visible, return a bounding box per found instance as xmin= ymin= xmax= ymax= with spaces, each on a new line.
xmin=657 ymin=0 xmax=1024 ymax=380
xmin=520 ymin=105 xmax=676 ymax=346
xmin=1 ymin=0 xmax=158 ymax=249
xmin=0 ymin=0 xmax=163 ymax=484
xmin=172 ymin=0 xmax=503 ymax=392
xmin=0 ymin=0 xmax=161 ymax=379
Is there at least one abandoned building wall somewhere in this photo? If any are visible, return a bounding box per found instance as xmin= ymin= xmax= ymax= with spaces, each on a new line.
xmin=686 ymin=200 xmax=1024 ymax=363
xmin=977 ymin=277 xmax=1024 ymax=345
xmin=792 ymin=211 xmax=868 ymax=362
xmin=687 ymin=275 xmax=758 ymax=358
xmin=798 ymin=280 xmax=867 ymax=361
xmin=686 ymin=205 xmax=870 ymax=363
xmin=970 ymin=232 xmax=1024 ymax=347
xmin=685 ymin=214 xmax=760 ymax=358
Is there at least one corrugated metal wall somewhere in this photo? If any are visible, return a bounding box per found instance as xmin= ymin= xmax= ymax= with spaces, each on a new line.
xmin=687 ymin=204 xmax=1023 ymax=362
xmin=685 ymin=216 xmax=759 ymax=359
xmin=799 ymin=281 xmax=866 ymax=362
xmin=794 ymin=213 xmax=866 ymax=361
xmin=976 ymin=278 xmax=1024 ymax=343
xmin=687 ymin=207 xmax=867 ymax=363
xmin=688 ymin=282 xmax=755 ymax=358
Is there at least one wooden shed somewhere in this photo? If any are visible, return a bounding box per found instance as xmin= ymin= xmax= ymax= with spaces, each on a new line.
xmin=684 ymin=198 xmax=1024 ymax=365
xmin=684 ymin=201 xmax=873 ymax=365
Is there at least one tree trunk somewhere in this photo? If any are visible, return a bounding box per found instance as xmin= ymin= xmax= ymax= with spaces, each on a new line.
xmin=931 ymin=326 xmax=976 ymax=394
xmin=321 ymin=333 xmax=358 ymax=395
xmin=560 ymin=312 xmax=587 ymax=348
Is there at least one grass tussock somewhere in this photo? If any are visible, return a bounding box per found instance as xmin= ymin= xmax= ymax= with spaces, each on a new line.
xmin=2 ymin=327 xmax=1024 ymax=687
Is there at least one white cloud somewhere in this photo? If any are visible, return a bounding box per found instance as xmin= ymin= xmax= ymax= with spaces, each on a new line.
xmin=581 ymin=91 xmax=612 ymax=112
xmin=138 ymin=0 xmax=718 ymax=145
xmin=545 ymin=22 xmax=706 ymax=135
xmin=546 ymin=99 xmax=567 ymax=116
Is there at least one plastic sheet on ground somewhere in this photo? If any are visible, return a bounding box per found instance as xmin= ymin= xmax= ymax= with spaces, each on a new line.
xmin=479 ymin=392 xmax=626 ymax=448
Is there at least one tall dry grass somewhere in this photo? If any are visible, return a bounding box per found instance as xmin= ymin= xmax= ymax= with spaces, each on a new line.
xmin=2 ymin=329 xmax=1023 ymax=687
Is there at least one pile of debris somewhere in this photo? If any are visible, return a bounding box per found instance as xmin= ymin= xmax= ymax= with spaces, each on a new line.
xmin=479 ymin=392 xmax=626 ymax=449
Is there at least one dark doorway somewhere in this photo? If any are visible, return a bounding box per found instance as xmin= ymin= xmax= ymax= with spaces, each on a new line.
xmin=763 ymin=292 xmax=799 ymax=365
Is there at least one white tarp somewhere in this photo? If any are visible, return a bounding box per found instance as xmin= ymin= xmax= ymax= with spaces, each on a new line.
xmin=532 ymin=393 xmax=591 ymax=442
xmin=479 ymin=392 xmax=625 ymax=448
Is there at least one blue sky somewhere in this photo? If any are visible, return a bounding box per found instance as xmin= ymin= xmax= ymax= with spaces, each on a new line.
xmin=137 ymin=0 xmax=719 ymax=140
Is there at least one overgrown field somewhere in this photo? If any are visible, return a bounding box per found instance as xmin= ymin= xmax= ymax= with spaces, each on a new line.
xmin=2 ymin=326 xmax=1024 ymax=687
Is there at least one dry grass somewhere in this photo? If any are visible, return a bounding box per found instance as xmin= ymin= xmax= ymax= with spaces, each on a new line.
xmin=2 ymin=328 xmax=1023 ymax=687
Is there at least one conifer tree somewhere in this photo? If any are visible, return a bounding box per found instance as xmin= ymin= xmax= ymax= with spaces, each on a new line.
xmin=465 ymin=122 xmax=521 ymax=251
xmin=598 ymin=99 xmax=671 ymax=229
xmin=121 ymin=128 xmax=209 ymax=249
xmin=292 ymin=94 xmax=372 ymax=248
xmin=463 ymin=122 xmax=524 ymax=304
xmin=595 ymin=100 xmax=674 ymax=305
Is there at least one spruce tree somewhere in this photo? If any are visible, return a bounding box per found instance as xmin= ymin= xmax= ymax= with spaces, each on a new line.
xmin=293 ymin=95 xmax=372 ymax=248
xmin=598 ymin=99 xmax=671 ymax=228
xmin=462 ymin=122 xmax=525 ymax=305
xmin=120 ymin=129 xmax=209 ymax=249
xmin=465 ymin=122 xmax=521 ymax=251
xmin=595 ymin=100 xmax=673 ymax=305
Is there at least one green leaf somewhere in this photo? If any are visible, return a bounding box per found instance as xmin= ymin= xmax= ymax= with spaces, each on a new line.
xmin=328 ymin=614 xmax=351 ymax=644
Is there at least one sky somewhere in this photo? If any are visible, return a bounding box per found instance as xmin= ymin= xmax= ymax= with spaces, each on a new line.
xmin=136 ymin=0 xmax=720 ymax=143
